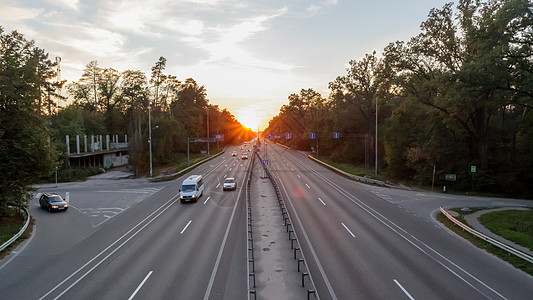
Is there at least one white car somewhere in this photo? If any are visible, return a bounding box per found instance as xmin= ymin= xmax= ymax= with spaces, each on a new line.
xmin=223 ymin=178 xmax=237 ymax=191
xmin=231 ymin=151 xmax=238 ymax=157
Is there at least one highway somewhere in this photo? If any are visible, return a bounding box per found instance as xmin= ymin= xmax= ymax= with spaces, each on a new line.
xmin=0 ymin=145 xmax=253 ymax=299
xmin=1 ymin=140 xmax=532 ymax=299
xmin=263 ymin=141 xmax=533 ymax=299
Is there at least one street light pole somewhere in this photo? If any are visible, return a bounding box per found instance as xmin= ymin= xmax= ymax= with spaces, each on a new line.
xmin=148 ymin=103 xmax=153 ymax=177
xmin=375 ymin=98 xmax=378 ymax=175
xmin=207 ymin=107 xmax=210 ymax=156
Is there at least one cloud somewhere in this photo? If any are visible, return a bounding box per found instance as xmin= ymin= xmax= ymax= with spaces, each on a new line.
xmin=306 ymin=0 xmax=338 ymax=16
xmin=182 ymin=7 xmax=294 ymax=71
xmin=48 ymin=23 xmax=126 ymax=57
xmin=0 ymin=3 xmax=43 ymax=23
xmin=46 ymin=0 xmax=80 ymax=11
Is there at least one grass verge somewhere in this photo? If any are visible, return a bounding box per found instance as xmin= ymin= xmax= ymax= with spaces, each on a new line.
xmin=0 ymin=209 xmax=34 ymax=260
xmin=479 ymin=209 xmax=533 ymax=252
xmin=437 ymin=208 xmax=533 ymax=276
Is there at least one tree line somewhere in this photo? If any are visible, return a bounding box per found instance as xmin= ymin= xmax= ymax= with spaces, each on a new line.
xmin=264 ymin=0 xmax=533 ymax=198
xmin=0 ymin=28 xmax=252 ymax=216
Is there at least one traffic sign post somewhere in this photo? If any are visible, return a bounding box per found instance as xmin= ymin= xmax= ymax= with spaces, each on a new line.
xmin=470 ymin=165 xmax=476 ymax=191
xmin=262 ymin=159 xmax=268 ymax=178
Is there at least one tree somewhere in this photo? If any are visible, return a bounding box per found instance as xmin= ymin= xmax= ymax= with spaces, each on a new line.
xmin=150 ymin=56 xmax=167 ymax=112
xmin=121 ymin=70 xmax=149 ymax=176
xmin=68 ymin=61 xmax=101 ymax=111
xmin=0 ymin=27 xmax=58 ymax=215
xmin=329 ymin=51 xmax=385 ymax=166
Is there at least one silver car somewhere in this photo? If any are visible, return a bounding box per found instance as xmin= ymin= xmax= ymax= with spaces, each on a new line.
xmin=223 ymin=178 xmax=237 ymax=191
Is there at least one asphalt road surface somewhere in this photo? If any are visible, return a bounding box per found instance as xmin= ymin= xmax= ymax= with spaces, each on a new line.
xmin=0 ymin=140 xmax=532 ymax=299
xmin=0 ymin=145 xmax=253 ymax=299
xmin=262 ymin=141 xmax=533 ymax=299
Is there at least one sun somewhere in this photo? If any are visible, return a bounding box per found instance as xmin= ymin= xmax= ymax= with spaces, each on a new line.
xmin=235 ymin=107 xmax=258 ymax=130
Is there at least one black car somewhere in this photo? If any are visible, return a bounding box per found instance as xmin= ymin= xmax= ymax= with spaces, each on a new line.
xmin=39 ymin=193 xmax=69 ymax=212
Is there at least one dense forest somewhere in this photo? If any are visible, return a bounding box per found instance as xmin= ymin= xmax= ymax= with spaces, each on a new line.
xmin=0 ymin=28 xmax=252 ymax=214
xmin=264 ymin=0 xmax=533 ymax=198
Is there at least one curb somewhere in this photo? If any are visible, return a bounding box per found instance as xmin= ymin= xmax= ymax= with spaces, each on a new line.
xmin=307 ymin=155 xmax=385 ymax=186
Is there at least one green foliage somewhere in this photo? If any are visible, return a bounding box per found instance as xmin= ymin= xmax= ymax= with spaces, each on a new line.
xmin=264 ymin=0 xmax=533 ymax=197
xmin=54 ymin=57 xmax=252 ymax=177
xmin=479 ymin=210 xmax=533 ymax=251
xmin=0 ymin=27 xmax=59 ymax=216
xmin=438 ymin=211 xmax=533 ymax=276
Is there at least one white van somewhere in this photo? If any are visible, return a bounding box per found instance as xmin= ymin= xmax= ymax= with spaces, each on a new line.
xmin=179 ymin=175 xmax=204 ymax=203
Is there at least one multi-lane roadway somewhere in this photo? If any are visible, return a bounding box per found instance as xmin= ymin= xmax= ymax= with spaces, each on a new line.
xmin=0 ymin=140 xmax=531 ymax=299
xmin=263 ymin=141 xmax=533 ymax=299
xmin=0 ymin=145 xmax=253 ymax=299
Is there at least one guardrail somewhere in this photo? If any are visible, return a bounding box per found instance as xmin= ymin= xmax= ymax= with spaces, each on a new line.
xmin=247 ymin=148 xmax=257 ymax=299
xmin=440 ymin=207 xmax=533 ymax=264
xmin=0 ymin=207 xmax=30 ymax=252
xmin=307 ymin=155 xmax=385 ymax=186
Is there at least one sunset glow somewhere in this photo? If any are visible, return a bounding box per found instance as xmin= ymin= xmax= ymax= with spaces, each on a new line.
xmin=235 ymin=106 xmax=259 ymax=130
xmin=1 ymin=0 xmax=450 ymax=124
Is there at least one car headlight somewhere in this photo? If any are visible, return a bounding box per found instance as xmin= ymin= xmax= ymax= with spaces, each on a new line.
xmin=180 ymin=195 xmax=184 ymax=199
xmin=191 ymin=195 xmax=196 ymax=198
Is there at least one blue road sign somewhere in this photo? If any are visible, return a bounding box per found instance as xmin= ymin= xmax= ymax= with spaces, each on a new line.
xmin=285 ymin=133 xmax=292 ymax=139
xmin=309 ymin=132 xmax=316 ymax=139
xmin=262 ymin=159 xmax=268 ymax=166
xmin=268 ymin=133 xmax=273 ymax=139
xmin=333 ymin=132 xmax=340 ymax=139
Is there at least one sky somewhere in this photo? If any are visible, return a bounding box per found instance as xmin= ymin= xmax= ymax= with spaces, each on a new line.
xmin=1 ymin=0 xmax=449 ymax=130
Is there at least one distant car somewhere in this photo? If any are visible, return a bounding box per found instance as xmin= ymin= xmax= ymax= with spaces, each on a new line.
xmin=39 ymin=193 xmax=68 ymax=212
xmin=231 ymin=151 xmax=238 ymax=157
xmin=241 ymin=153 xmax=249 ymax=160
xmin=223 ymin=178 xmax=237 ymax=191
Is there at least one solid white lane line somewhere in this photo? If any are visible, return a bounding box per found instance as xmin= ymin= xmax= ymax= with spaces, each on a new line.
xmin=394 ymin=279 xmax=415 ymax=300
xmin=318 ymin=198 xmax=326 ymax=206
xmin=180 ymin=220 xmax=192 ymax=234
xmin=216 ymin=183 xmax=220 ymax=188
xmin=128 ymin=271 xmax=153 ymax=300
xmin=341 ymin=223 xmax=356 ymax=238
xmin=203 ymin=196 xmax=211 ymax=205
xmin=305 ymin=184 xmax=311 ymax=189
